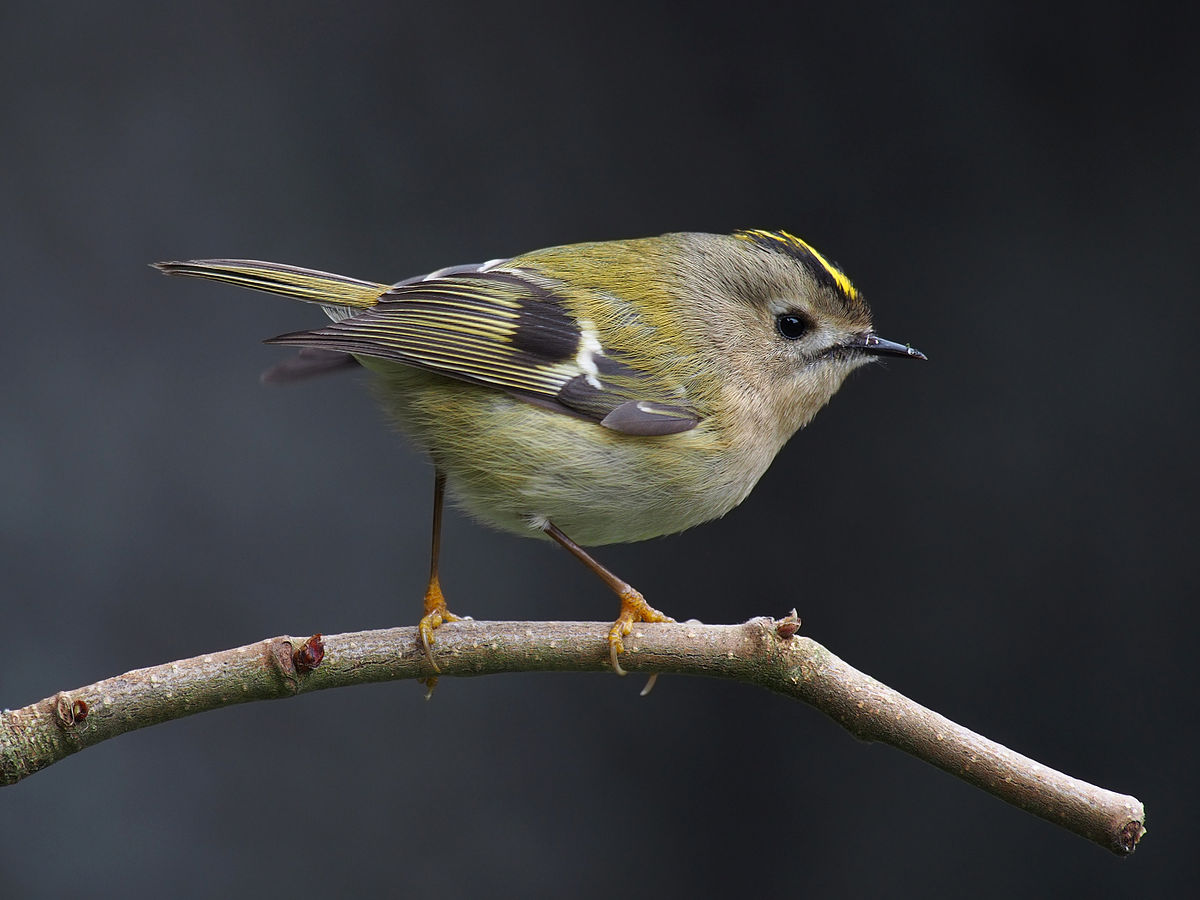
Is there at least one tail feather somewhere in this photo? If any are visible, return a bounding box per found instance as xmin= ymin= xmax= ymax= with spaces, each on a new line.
xmin=153 ymin=259 xmax=386 ymax=310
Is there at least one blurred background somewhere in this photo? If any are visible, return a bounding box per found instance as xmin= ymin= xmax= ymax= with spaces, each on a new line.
xmin=1 ymin=2 xmax=1194 ymax=895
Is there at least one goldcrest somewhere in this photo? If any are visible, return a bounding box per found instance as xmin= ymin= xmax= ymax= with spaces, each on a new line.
xmin=156 ymin=229 xmax=924 ymax=674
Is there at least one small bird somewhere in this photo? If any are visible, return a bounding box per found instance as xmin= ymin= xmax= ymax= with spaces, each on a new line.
xmin=156 ymin=229 xmax=924 ymax=675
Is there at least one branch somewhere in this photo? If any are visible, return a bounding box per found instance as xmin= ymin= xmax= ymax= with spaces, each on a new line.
xmin=0 ymin=615 xmax=1144 ymax=855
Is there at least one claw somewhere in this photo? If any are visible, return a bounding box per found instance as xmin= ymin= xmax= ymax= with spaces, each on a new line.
xmin=607 ymin=588 xmax=673 ymax=677
xmin=419 ymin=577 xmax=462 ymax=674
xmin=419 ymin=614 xmax=441 ymax=673
xmin=609 ymin=632 xmax=626 ymax=677
xmin=421 ymin=676 xmax=438 ymax=700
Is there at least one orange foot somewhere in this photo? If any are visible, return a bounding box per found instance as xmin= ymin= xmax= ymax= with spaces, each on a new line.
xmin=418 ymin=577 xmax=465 ymax=676
xmin=607 ymin=588 xmax=674 ymax=676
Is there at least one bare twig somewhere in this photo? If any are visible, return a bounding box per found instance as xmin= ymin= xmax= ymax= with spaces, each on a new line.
xmin=0 ymin=616 xmax=1145 ymax=855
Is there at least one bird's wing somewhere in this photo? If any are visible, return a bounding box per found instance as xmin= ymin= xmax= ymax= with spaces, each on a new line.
xmin=267 ymin=267 xmax=701 ymax=436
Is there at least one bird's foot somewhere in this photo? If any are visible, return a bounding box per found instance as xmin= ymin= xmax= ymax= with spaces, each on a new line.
xmin=607 ymin=589 xmax=674 ymax=676
xmin=418 ymin=580 xmax=464 ymax=676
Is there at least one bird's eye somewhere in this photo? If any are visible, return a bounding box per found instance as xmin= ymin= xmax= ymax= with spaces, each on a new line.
xmin=775 ymin=313 xmax=809 ymax=341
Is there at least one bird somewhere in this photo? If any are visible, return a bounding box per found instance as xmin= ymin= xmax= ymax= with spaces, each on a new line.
xmin=155 ymin=229 xmax=925 ymax=676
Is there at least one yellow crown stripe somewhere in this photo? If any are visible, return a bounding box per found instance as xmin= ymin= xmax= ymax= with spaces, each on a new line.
xmin=735 ymin=229 xmax=858 ymax=300
xmin=777 ymin=232 xmax=857 ymax=300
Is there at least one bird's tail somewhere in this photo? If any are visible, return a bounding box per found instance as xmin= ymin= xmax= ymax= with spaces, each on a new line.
xmin=153 ymin=259 xmax=387 ymax=313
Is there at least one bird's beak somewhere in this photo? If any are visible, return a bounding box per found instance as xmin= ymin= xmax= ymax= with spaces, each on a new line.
xmin=849 ymin=333 xmax=927 ymax=361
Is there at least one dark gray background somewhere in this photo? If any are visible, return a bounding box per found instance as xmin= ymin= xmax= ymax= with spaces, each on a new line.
xmin=1 ymin=2 xmax=1194 ymax=896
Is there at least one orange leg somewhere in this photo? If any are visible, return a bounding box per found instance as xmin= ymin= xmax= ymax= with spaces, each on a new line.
xmin=417 ymin=470 xmax=463 ymax=676
xmin=542 ymin=521 xmax=674 ymax=676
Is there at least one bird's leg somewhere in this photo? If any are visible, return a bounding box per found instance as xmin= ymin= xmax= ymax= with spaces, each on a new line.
xmin=541 ymin=521 xmax=674 ymax=676
xmin=418 ymin=470 xmax=463 ymax=677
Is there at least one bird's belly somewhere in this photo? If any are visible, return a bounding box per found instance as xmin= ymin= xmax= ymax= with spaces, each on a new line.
xmin=368 ymin=365 xmax=769 ymax=546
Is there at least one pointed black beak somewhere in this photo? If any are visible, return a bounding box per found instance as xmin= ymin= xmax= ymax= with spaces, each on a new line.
xmin=849 ymin=333 xmax=927 ymax=361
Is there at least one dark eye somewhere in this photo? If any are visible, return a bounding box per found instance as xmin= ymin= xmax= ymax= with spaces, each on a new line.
xmin=775 ymin=313 xmax=809 ymax=341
